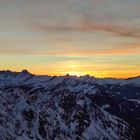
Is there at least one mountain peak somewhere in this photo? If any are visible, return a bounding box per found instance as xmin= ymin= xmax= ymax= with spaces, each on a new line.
xmin=0 ymin=70 xmax=16 ymax=76
xmin=20 ymin=69 xmax=30 ymax=74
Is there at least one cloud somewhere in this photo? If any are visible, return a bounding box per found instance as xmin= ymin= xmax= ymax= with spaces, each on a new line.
xmin=0 ymin=43 xmax=139 ymax=56
xmin=45 ymin=45 xmax=140 ymax=57
xmin=24 ymin=0 xmax=140 ymax=37
xmin=1 ymin=0 xmax=140 ymax=37
xmin=31 ymin=22 xmax=140 ymax=38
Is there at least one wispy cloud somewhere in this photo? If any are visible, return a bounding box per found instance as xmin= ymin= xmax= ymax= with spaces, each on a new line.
xmin=1 ymin=0 xmax=140 ymax=37
xmin=27 ymin=0 xmax=140 ymax=37
xmin=0 ymin=42 xmax=139 ymax=56
xmin=31 ymin=22 xmax=140 ymax=38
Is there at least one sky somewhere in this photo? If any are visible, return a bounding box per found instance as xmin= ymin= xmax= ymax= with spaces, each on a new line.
xmin=0 ymin=0 xmax=140 ymax=78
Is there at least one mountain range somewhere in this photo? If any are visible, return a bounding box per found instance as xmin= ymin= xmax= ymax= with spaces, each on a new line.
xmin=0 ymin=70 xmax=139 ymax=140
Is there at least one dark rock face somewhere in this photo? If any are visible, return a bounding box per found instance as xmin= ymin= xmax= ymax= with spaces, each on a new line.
xmin=91 ymin=84 xmax=140 ymax=140
xmin=0 ymin=71 xmax=139 ymax=140
xmin=0 ymin=87 xmax=134 ymax=140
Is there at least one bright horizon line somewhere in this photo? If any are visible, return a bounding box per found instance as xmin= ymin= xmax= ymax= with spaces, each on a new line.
xmin=1 ymin=69 xmax=140 ymax=79
xmin=0 ymin=0 xmax=140 ymax=80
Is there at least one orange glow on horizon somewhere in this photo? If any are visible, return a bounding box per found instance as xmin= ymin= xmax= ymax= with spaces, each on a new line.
xmin=27 ymin=69 xmax=140 ymax=78
xmin=1 ymin=60 xmax=140 ymax=78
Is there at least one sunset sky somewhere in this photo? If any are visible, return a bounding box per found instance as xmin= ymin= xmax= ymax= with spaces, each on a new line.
xmin=0 ymin=0 xmax=140 ymax=78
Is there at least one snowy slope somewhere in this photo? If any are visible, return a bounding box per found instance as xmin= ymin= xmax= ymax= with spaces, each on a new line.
xmin=0 ymin=70 xmax=139 ymax=140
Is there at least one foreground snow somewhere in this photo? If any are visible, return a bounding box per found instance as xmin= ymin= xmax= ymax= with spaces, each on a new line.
xmin=0 ymin=70 xmax=138 ymax=140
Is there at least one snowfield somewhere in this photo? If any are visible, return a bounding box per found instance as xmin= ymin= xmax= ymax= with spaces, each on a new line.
xmin=0 ymin=70 xmax=139 ymax=140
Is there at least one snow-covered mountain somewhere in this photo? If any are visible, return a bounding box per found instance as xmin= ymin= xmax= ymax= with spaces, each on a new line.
xmin=0 ymin=70 xmax=139 ymax=140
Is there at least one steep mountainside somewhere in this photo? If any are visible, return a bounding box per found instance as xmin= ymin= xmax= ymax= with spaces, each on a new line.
xmin=0 ymin=70 xmax=139 ymax=140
